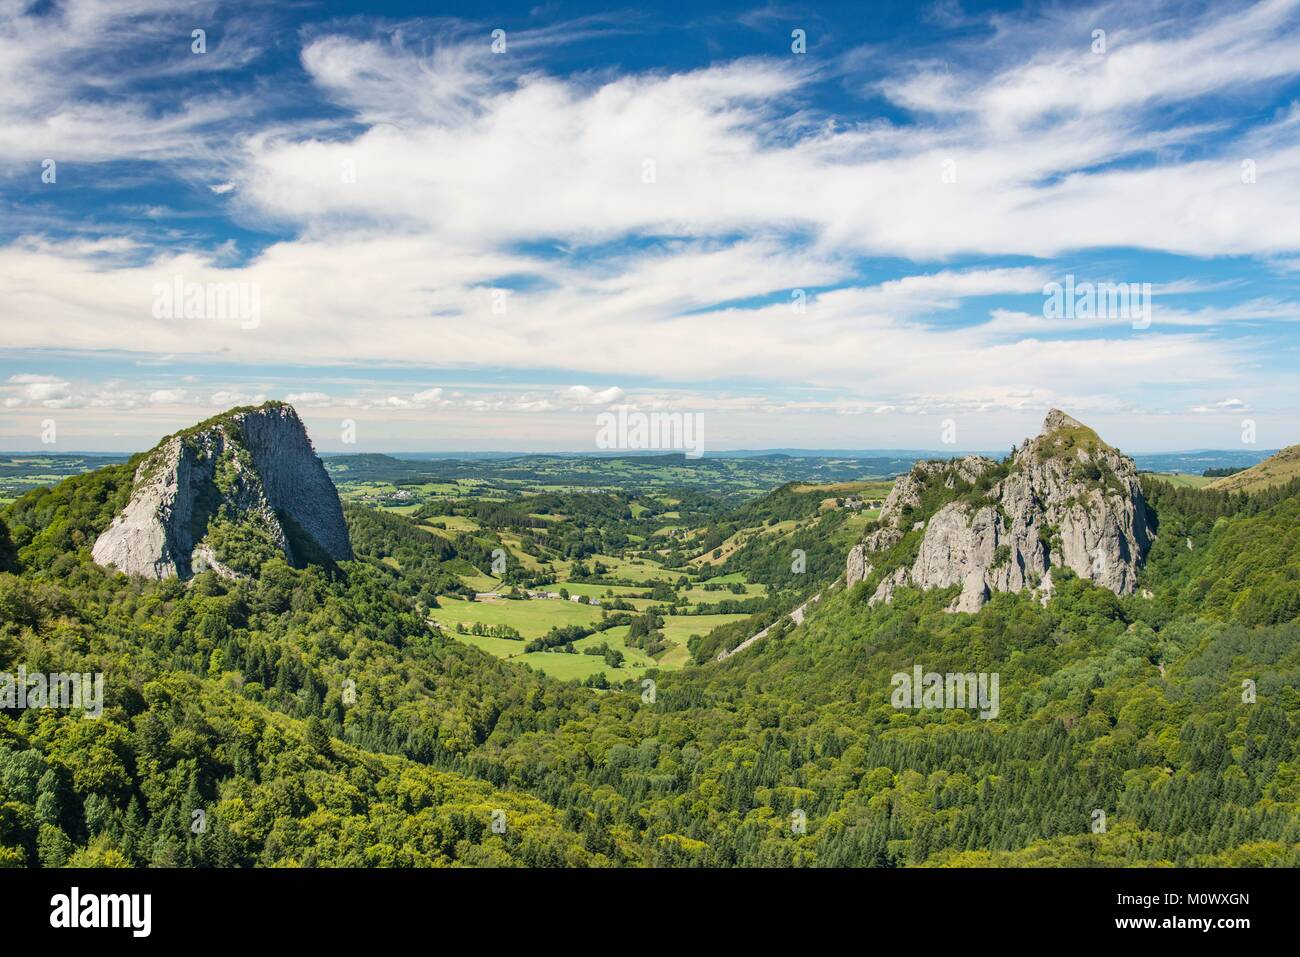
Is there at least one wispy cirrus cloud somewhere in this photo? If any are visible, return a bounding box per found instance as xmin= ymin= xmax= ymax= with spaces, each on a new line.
xmin=0 ymin=0 xmax=276 ymax=169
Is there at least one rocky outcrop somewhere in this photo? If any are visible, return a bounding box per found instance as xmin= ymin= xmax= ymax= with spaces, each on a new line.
xmin=846 ymin=544 xmax=871 ymax=587
xmin=92 ymin=402 xmax=351 ymax=580
xmin=848 ymin=410 xmax=1153 ymax=612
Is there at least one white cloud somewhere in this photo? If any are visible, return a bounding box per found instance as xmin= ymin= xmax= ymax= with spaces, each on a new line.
xmin=11 ymin=376 xmax=73 ymax=406
xmin=216 ymin=4 xmax=1300 ymax=260
xmin=0 ymin=0 xmax=269 ymax=169
xmin=410 ymin=388 xmax=446 ymax=405
xmin=1191 ymin=398 xmax=1252 ymax=414
xmin=8 ymin=374 xmax=65 ymax=384
xmin=0 ymin=238 xmax=1257 ymax=420
xmin=3 ymin=1 xmax=1300 ymax=450
xmin=565 ymin=386 xmax=625 ymax=406
xmin=284 ymin=391 xmax=333 ymax=406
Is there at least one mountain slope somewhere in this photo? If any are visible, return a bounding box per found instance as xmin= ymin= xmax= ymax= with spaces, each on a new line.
xmin=1208 ymin=444 xmax=1300 ymax=494
xmin=91 ymin=402 xmax=351 ymax=579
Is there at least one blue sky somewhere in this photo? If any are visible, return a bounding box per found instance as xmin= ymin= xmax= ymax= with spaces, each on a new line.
xmin=2 ymin=0 xmax=1300 ymax=452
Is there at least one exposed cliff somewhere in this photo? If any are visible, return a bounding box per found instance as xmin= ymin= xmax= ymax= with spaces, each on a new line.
xmin=92 ymin=402 xmax=352 ymax=580
xmin=846 ymin=410 xmax=1153 ymax=612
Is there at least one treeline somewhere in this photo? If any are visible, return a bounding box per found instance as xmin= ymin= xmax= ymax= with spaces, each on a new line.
xmin=1141 ymin=474 xmax=1300 ymax=523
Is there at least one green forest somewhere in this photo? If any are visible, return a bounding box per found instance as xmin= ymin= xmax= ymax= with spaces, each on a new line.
xmin=0 ymin=454 xmax=1297 ymax=867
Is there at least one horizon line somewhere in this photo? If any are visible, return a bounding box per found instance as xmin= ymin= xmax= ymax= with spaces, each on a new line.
xmin=0 ymin=447 xmax=1282 ymax=458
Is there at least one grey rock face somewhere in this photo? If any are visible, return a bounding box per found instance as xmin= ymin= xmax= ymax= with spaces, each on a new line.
xmin=846 ymin=544 xmax=871 ymax=587
xmin=863 ymin=525 xmax=903 ymax=553
xmin=238 ymin=405 xmax=353 ymax=562
xmin=849 ymin=409 xmax=1153 ymax=612
xmin=869 ymin=567 xmax=910 ymax=606
xmin=92 ymin=403 xmax=351 ymax=580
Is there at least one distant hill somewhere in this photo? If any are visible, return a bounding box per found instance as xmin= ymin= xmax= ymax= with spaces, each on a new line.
xmin=1131 ymin=449 xmax=1278 ymax=474
xmin=1208 ymin=444 xmax=1300 ymax=493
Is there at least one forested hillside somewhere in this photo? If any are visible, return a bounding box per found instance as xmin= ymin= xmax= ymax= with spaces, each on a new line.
xmin=0 ymin=467 xmax=604 ymax=866
xmin=1 ymin=461 xmax=1297 ymax=867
